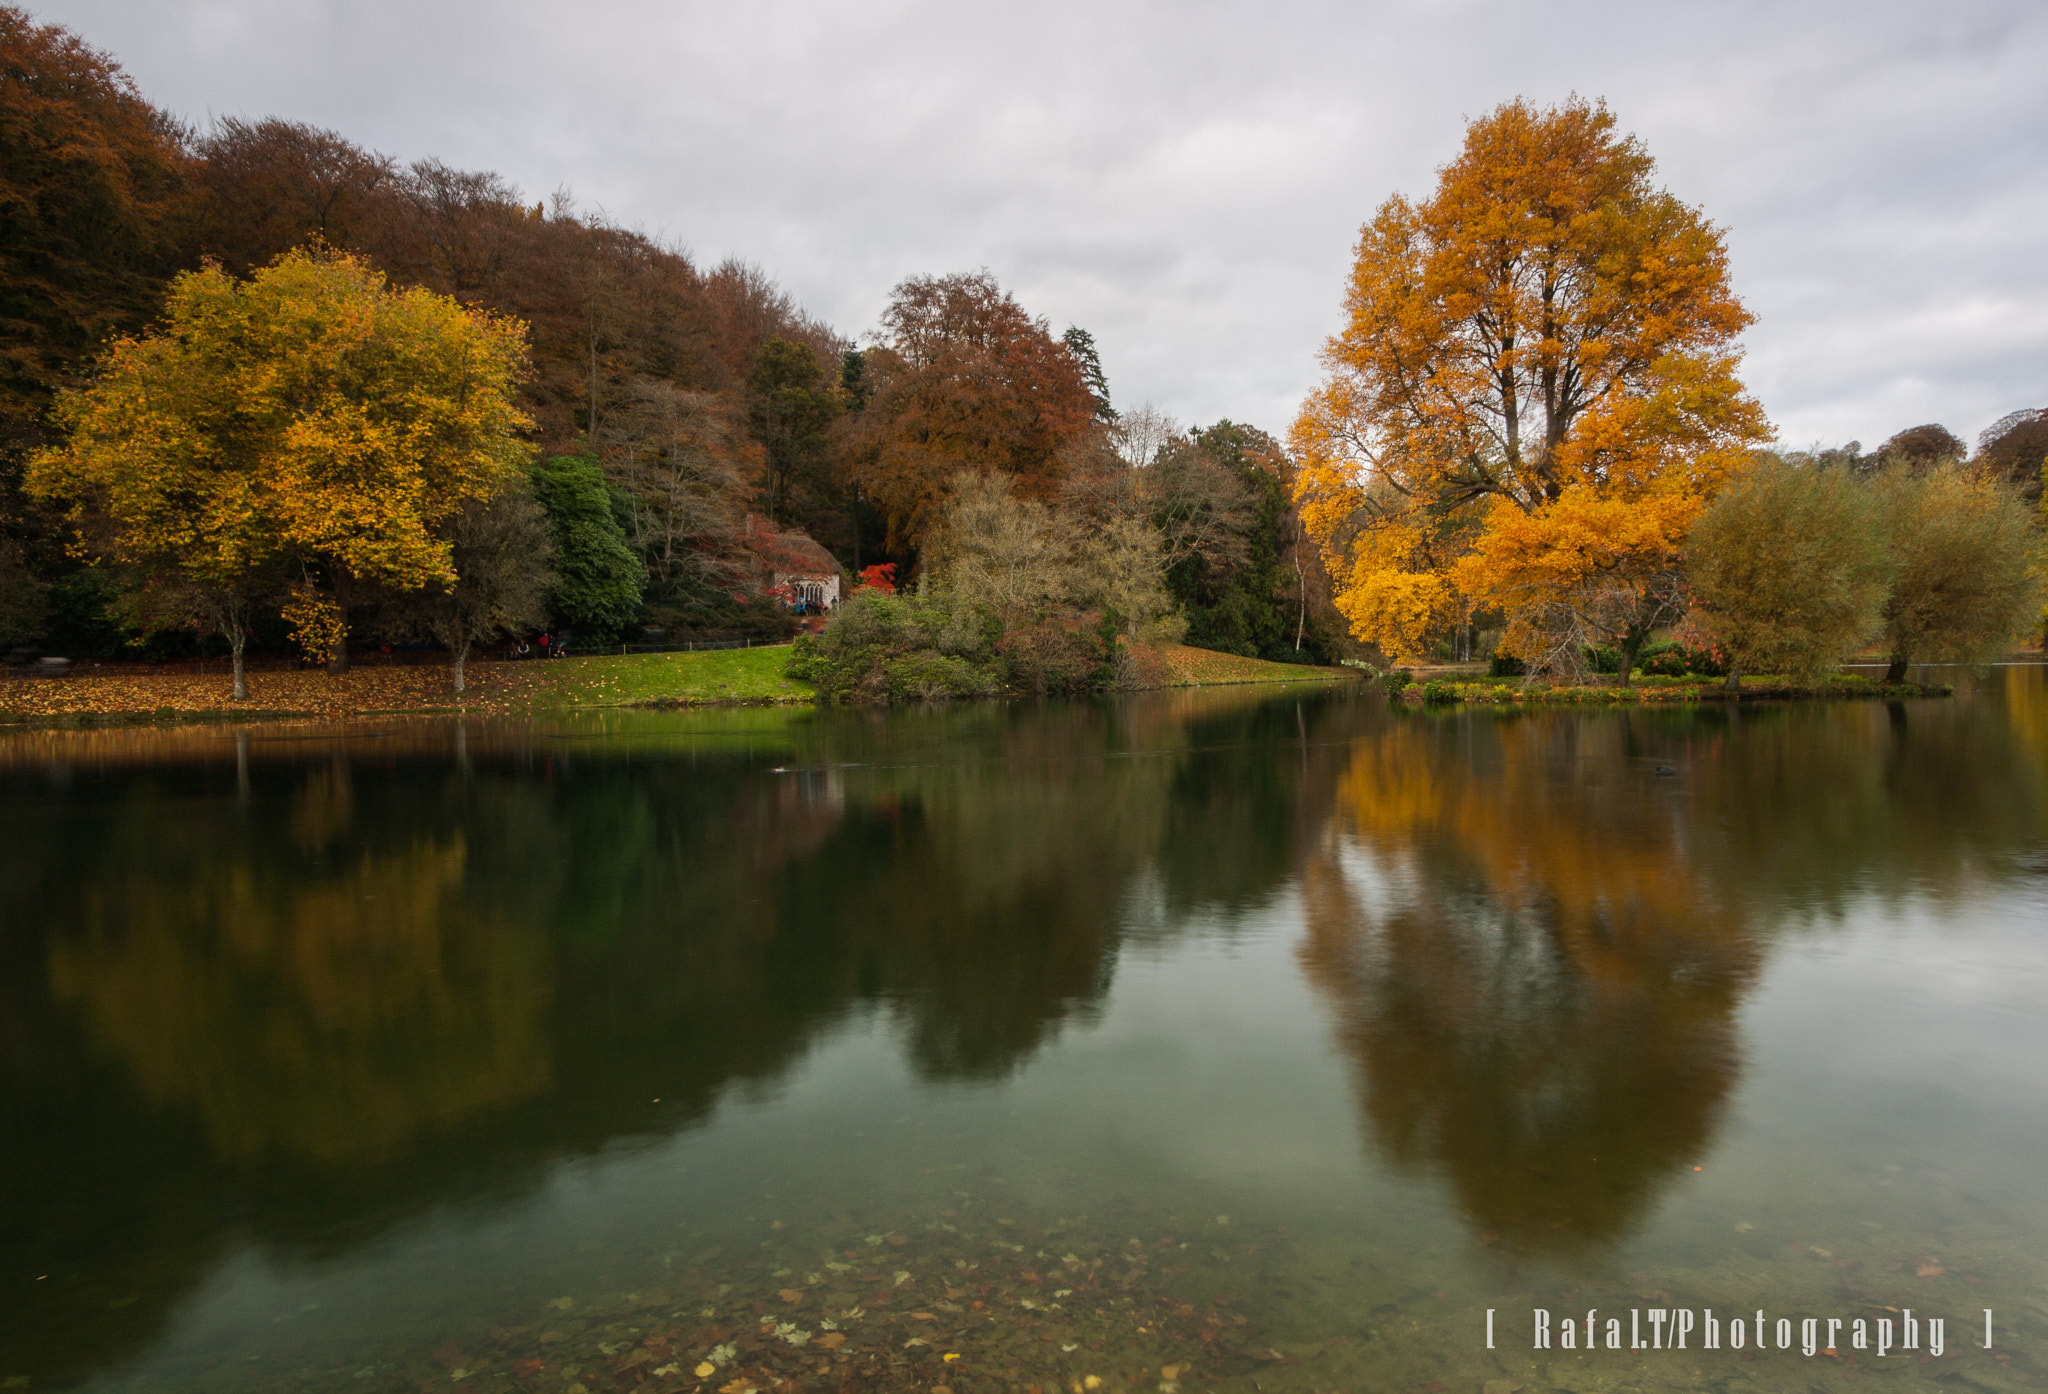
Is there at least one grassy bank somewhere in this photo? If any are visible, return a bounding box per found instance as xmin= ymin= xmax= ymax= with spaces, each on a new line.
xmin=1390 ymin=672 xmax=1952 ymax=706
xmin=0 ymin=641 xmax=1353 ymax=726
xmin=1142 ymin=645 xmax=1357 ymax=688
xmin=0 ymin=645 xmax=810 ymax=724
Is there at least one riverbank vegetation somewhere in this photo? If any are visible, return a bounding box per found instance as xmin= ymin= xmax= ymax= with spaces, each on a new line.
xmin=1292 ymin=97 xmax=2047 ymax=694
xmin=0 ymin=637 xmax=1343 ymax=725
xmin=0 ymin=7 xmax=1352 ymax=700
xmin=4 ymin=9 xmax=2043 ymax=710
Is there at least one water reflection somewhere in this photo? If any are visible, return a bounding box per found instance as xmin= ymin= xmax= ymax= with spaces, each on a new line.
xmin=0 ymin=688 xmax=1339 ymax=1386
xmin=1298 ymin=689 xmax=2046 ymax=1258
xmin=1 ymin=673 xmax=2043 ymax=1391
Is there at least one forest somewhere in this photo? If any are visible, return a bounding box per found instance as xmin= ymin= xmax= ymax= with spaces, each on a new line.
xmin=4 ymin=10 xmax=2044 ymax=701
xmin=0 ymin=5 xmax=1348 ymax=693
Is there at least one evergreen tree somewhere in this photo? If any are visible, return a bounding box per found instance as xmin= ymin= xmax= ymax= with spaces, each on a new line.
xmin=531 ymin=454 xmax=644 ymax=643
xmin=1061 ymin=326 xmax=1115 ymax=421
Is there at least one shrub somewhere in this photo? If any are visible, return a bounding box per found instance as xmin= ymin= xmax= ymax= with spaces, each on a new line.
xmin=1675 ymin=640 xmax=1727 ymax=677
xmin=1584 ymin=644 xmax=1623 ymax=675
xmin=1488 ymin=649 xmax=1526 ymax=677
xmin=1383 ymin=671 xmax=1414 ymax=697
xmin=885 ymin=651 xmax=998 ymax=701
xmin=1420 ymin=679 xmax=1458 ymax=704
xmin=998 ymin=615 xmax=1114 ymax=695
xmin=790 ymin=590 xmax=1005 ymax=702
xmin=1639 ymin=645 xmax=1689 ymax=678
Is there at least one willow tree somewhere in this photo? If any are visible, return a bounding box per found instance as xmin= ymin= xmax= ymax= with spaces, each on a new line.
xmin=1873 ymin=463 xmax=2043 ymax=681
xmin=1291 ymin=97 xmax=1769 ymax=663
xmin=29 ymin=247 xmax=533 ymax=690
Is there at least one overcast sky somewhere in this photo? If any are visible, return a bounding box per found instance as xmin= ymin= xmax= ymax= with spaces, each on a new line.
xmin=33 ymin=0 xmax=2048 ymax=450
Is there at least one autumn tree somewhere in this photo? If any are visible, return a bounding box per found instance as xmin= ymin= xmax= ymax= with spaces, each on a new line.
xmin=28 ymin=247 xmax=532 ymax=690
xmin=1456 ymin=492 xmax=1692 ymax=684
xmin=1871 ymin=462 xmax=2043 ymax=681
xmin=1683 ymin=459 xmax=1890 ymax=688
xmin=596 ymin=382 xmax=755 ymax=626
xmin=926 ymin=473 xmax=1176 ymax=639
xmin=1292 ymin=97 xmax=1768 ymax=662
xmin=1975 ymin=408 xmax=2048 ymax=507
xmin=847 ymin=272 xmax=1097 ymax=551
xmin=0 ymin=6 xmax=195 ymax=441
xmin=191 ymin=117 xmax=394 ymax=276
xmin=1873 ymin=422 xmax=1965 ymax=472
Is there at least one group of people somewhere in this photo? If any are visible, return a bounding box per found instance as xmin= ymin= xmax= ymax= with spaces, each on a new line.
xmin=508 ymin=632 xmax=573 ymax=659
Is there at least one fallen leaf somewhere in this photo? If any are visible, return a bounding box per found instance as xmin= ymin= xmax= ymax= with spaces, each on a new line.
xmin=815 ymin=1333 xmax=846 ymax=1351
xmin=778 ymin=1289 xmax=803 ymax=1303
xmin=910 ymin=1311 xmax=935 ymax=1321
xmin=1917 ymin=1263 xmax=1945 ymax=1277
xmin=694 ymin=1361 xmax=715 ymax=1377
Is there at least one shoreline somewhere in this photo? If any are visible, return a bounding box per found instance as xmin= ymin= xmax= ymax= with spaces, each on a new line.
xmin=1393 ymin=675 xmax=1957 ymax=707
xmin=0 ymin=645 xmax=1359 ymax=731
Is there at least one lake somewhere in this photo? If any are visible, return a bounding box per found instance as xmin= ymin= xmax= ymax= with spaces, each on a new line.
xmin=3 ymin=671 xmax=2044 ymax=1394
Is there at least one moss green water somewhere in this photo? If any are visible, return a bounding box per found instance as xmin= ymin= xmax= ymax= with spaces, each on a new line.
xmin=2 ymin=673 xmax=2044 ymax=1394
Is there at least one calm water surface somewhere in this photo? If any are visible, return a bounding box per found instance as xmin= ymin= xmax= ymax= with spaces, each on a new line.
xmin=3 ymin=673 xmax=2046 ymax=1394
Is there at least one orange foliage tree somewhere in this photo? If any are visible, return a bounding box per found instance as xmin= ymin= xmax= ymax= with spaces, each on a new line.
xmin=1291 ymin=97 xmax=1769 ymax=667
xmin=29 ymin=247 xmax=532 ymax=690
xmin=845 ymin=272 xmax=1097 ymax=552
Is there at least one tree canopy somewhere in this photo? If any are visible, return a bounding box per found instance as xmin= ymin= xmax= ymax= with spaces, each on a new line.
xmin=0 ymin=7 xmax=194 ymax=440
xmin=848 ymin=271 xmax=1098 ymax=551
xmin=1292 ymin=96 xmax=1769 ymax=661
xmin=28 ymin=247 xmax=532 ymax=678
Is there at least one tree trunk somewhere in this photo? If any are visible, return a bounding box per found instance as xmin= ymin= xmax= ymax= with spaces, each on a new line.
xmin=230 ymin=631 xmax=248 ymax=701
xmin=1884 ymin=653 xmax=1909 ymax=684
xmin=451 ymin=641 xmax=468 ymax=695
xmin=1725 ymin=667 xmax=1742 ymax=693
xmin=1293 ymin=549 xmax=1307 ymax=650
xmin=1617 ymin=637 xmax=1637 ymax=689
xmin=324 ymin=573 xmax=354 ymax=672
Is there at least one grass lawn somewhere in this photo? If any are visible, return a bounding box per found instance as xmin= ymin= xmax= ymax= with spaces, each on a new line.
xmin=520 ymin=645 xmax=809 ymax=707
xmin=0 ymin=641 xmax=1359 ymax=726
xmin=1144 ymin=644 xmax=1357 ymax=687
xmin=0 ymin=644 xmax=812 ymax=723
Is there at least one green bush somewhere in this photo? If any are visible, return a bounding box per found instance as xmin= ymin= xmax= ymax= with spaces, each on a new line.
xmin=1639 ymin=643 xmax=1689 ymax=677
xmin=1676 ymin=641 xmax=1728 ymax=677
xmin=1584 ymin=644 xmax=1623 ymax=675
xmin=1488 ymin=649 xmax=1526 ymax=677
xmin=885 ymin=651 xmax=999 ymax=701
xmin=1383 ymin=671 xmax=1414 ymax=697
xmin=1420 ymin=679 xmax=1458 ymax=704
xmin=789 ymin=591 xmax=1005 ymax=702
xmin=997 ymin=615 xmax=1115 ymax=695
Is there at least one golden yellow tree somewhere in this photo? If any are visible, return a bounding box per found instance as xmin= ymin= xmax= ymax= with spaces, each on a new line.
xmin=30 ymin=247 xmax=533 ymax=690
xmin=1291 ymin=96 xmax=1769 ymax=664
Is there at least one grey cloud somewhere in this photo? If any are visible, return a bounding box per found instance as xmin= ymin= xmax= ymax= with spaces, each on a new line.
xmin=33 ymin=0 xmax=2048 ymax=448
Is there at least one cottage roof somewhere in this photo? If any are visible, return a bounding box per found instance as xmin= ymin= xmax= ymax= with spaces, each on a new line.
xmin=743 ymin=514 xmax=841 ymax=577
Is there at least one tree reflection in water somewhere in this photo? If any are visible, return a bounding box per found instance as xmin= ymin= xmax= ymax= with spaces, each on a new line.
xmin=2 ymin=676 xmax=2041 ymax=1387
xmin=0 ymin=687 xmax=1333 ymax=1387
xmin=1296 ymin=690 xmax=2046 ymax=1259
